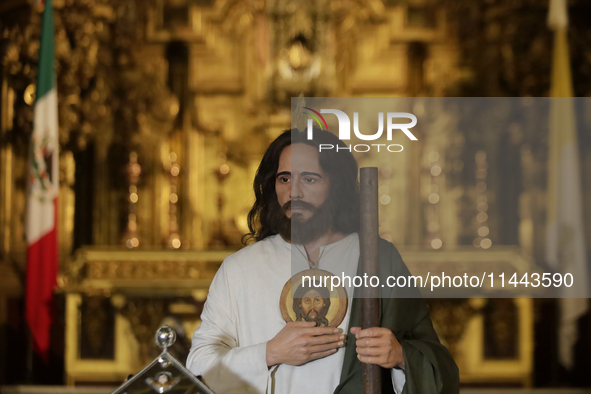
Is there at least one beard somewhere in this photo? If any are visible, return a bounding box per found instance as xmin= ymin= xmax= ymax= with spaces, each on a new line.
xmin=303 ymin=308 xmax=329 ymax=327
xmin=269 ymin=198 xmax=333 ymax=245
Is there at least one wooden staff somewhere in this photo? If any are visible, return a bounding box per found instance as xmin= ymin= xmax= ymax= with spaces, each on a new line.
xmin=359 ymin=167 xmax=381 ymax=394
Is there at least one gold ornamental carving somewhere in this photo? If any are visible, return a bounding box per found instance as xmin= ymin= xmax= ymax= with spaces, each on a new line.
xmin=61 ymin=247 xmax=233 ymax=294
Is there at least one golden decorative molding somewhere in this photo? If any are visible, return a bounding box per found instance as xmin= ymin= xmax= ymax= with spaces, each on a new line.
xmin=60 ymin=247 xmax=234 ymax=295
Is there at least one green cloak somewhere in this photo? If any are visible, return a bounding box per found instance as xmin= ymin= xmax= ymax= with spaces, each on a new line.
xmin=334 ymin=239 xmax=460 ymax=394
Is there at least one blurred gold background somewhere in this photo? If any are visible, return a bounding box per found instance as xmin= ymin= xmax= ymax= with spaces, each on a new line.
xmin=1 ymin=0 xmax=591 ymax=390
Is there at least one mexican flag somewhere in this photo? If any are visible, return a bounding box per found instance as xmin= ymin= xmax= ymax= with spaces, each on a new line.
xmin=25 ymin=0 xmax=59 ymax=361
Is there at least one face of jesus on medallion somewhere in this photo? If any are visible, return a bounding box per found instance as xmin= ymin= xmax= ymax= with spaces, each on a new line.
xmin=292 ymin=284 xmax=332 ymax=327
xmin=275 ymin=143 xmax=330 ymax=220
xmin=300 ymin=289 xmax=326 ymax=319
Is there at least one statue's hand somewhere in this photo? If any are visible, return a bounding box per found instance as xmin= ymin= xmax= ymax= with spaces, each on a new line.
xmin=266 ymin=321 xmax=345 ymax=367
xmin=350 ymin=326 xmax=405 ymax=370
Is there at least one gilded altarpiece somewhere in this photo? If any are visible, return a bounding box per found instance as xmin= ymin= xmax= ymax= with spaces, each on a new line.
xmin=0 ymin=0 xmax=537 ymax=386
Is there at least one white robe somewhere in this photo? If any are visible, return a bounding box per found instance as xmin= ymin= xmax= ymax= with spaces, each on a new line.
xmin=187 ymin=233 xmax=405 ymax=394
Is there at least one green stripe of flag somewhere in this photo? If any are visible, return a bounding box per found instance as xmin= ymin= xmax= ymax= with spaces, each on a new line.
xmin=36 ymin=0 xmax=55 ymax=99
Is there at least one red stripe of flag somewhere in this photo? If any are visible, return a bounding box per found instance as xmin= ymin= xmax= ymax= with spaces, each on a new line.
xmin=25 ymin=198 xmax=58 ymax=361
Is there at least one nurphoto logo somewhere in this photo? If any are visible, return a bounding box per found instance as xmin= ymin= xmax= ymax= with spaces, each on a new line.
xmin=304 ymin=108 xmax=418 ymax=153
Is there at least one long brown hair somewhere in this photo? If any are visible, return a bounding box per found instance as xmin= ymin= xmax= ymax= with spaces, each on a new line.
xmin=242 ymin=128 xmax=360 ymax=244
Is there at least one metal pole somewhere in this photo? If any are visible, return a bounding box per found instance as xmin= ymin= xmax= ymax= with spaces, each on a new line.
xmin=359 ymin=167 xmax=381 ymax=394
